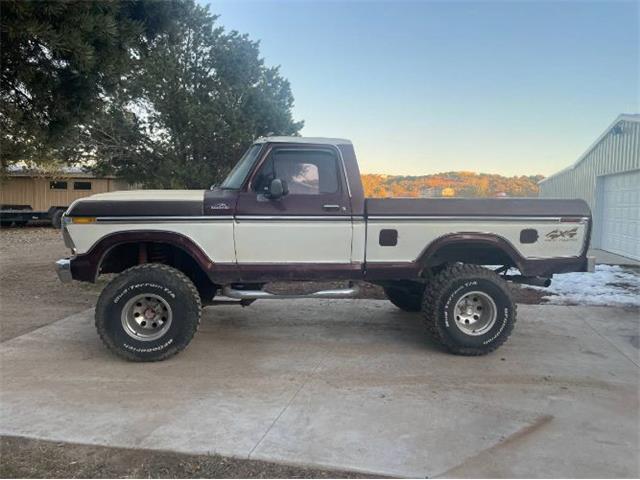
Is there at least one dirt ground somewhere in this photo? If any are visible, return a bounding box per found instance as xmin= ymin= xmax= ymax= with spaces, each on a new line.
xmin=0 ymin=226 xmax=106 ymax=342
xmin=0 ymin=436 xmax=374 ymax=479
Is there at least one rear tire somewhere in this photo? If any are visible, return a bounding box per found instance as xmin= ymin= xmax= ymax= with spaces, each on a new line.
xmin=95 ymin=264 xmax=202 ymax=361
xmin=422 ymin=264 xmax=516 ymax=355
xmin=384 ymin=282 xmax=424 ymax=312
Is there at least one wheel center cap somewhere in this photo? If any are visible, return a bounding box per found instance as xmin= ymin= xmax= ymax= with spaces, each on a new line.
xmin=144 ymin=308 xmax=156 ymax=320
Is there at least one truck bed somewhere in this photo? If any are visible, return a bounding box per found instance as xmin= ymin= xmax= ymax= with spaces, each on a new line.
xmin=365 ymin=197 xmax=591 ymax=218
xmin=363 ymin=197 xmax=592 ymax=276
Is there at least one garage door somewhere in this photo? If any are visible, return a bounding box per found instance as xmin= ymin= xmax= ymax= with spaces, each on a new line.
xmin=598 ymin=170 xmax=640 ymax=260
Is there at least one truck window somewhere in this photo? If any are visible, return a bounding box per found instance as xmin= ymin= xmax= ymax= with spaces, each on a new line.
xmin=73 ymin=181 xmax=92 ymax=190
xmin=220 ymin=144 xmax=263 ymax=190
xmin=50 ymin=181 xmax=67 ymax=190
xmin=253 ymin=149 xmax=339 ymax=195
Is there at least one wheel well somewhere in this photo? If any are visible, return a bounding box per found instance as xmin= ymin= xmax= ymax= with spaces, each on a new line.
xmin=423 ymin=242 xmax=519 ymax=270
xmin=99 ymin=242 xmax=218 ymax=300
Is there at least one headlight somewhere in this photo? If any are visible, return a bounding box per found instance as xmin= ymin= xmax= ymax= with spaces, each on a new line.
xmin=61 ymin=214 xmax=77 ymax=252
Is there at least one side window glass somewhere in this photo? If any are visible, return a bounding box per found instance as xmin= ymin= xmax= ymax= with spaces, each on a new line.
xmin=253 ymin=148 xmax=339 ymax=195
xmin=252 ymin=156 xmax=274 ymax=193
xmin=276 ymin=158 xmax=320 ymax=194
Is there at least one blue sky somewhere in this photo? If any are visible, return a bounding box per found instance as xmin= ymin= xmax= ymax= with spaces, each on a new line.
xmin=208 ymin=0 xmax=639 ymax=176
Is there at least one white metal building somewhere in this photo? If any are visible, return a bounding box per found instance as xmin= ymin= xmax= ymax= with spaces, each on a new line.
xmin=538 ymin=114 xmax=640 ymax=261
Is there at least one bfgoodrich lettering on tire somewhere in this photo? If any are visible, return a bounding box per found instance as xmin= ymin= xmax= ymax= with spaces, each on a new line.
xmin=95 ymin=264 xmax=201 ymax=361
xmin=422 ymin=264 xmax=516 ymax=355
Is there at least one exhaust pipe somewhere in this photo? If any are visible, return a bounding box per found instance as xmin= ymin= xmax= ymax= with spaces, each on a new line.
xmin=506 ymin=275 xmax=552 ymax=288
xmin=222 ymin=285 xmax=359 ymax=300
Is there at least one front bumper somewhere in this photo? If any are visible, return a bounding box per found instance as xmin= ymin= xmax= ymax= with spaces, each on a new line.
xmin=55 ymin=258 xmax=72 ymax=283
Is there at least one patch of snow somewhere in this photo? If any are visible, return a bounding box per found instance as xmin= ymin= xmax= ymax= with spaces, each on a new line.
xmin=532 ymin=265 xmax=640 ymax=307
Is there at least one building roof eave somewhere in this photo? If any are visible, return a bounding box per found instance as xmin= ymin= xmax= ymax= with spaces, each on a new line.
xmin=538 ymin=113 xmax=640 ymax=185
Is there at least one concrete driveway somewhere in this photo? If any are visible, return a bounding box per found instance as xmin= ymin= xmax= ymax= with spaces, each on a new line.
xmin=1 ymin=300 xmax=638 ymax=478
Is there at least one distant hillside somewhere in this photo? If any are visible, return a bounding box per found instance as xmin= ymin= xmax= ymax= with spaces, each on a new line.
xmin=361 ymin=172 xmax=545 ymax=198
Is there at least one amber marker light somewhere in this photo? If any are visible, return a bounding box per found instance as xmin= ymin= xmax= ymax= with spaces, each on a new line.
xmin=69 ymin=217 xmax=96 ymax=224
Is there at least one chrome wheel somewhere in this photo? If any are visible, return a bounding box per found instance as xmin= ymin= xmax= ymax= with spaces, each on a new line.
xmin=121 ymin=293 xmax=172 ymax=341
xmin=453 ymin=291 xmax=497 ymax=336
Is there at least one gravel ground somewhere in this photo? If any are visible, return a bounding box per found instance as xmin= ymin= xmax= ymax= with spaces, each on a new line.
xmin=0 ymin=436 xmax=374 ymax=479
xmin=0 ymin=225 xmax=105 ymax=342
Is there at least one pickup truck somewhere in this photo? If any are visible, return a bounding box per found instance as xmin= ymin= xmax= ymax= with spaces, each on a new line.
xmin=56 ymin=136 xmax=594 ymax=361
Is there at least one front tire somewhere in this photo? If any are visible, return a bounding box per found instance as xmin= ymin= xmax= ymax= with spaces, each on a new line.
xmin=95 ymin=264 xmax=202 ymax=361
xmin=422 ymin=264 xmax=516 ymax=355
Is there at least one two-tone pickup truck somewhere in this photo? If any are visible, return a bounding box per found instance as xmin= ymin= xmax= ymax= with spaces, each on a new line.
xmin=56 ymin=137 xmax=594 ymax=361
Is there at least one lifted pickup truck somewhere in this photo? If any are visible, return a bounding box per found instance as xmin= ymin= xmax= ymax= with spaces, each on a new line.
xmin=56 ymin=137 xmax=594 ymax=361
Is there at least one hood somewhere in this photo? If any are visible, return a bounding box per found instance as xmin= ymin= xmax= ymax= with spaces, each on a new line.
xmin=66 ymin=189 xmax=206 ymax=217
xmin=85 ymin=189 xmax=205 ymax=202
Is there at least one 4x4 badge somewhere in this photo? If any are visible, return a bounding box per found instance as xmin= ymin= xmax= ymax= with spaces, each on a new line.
xmin=545 ymin=227 xmax=578 ymax=241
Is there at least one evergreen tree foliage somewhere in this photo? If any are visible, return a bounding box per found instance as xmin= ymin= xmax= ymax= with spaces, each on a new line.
xmin=0 ymin=0 xmax=182 ymax=170
xmin=1 ymin=0 xmax=303 ymax=188
xmin=84 ymin=1 xmax=303 ymax=188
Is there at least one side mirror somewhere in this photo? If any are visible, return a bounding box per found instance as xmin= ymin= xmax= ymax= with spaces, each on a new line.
xmin=267 ymin=178 xmax=288 ymax=199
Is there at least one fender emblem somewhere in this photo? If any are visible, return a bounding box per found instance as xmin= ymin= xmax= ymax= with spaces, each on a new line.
xmin=210 ymin=203 xmax=230 ymax=210
xmin=545 ymin=227 xmax=578 ymax=241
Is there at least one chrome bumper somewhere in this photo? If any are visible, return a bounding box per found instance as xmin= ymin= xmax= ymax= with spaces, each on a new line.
xmin=55 ymin=258 xmax=72 ymax=283
xmin=587 ymin=256 xmax=596 ymax=273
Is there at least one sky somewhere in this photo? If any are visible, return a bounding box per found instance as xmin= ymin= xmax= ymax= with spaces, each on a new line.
xmin=208 ymin=0 xmax=639 ymax=176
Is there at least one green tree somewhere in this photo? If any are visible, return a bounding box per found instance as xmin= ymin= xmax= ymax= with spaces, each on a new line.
xmin=86 ymin=1 xmax=303 ymax=188
xmin=0 ymin=0 xmax=182 ymax=171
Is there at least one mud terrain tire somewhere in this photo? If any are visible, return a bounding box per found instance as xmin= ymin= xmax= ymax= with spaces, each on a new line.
xmin=95 ymin=264 xmax=201 ymax=361
xmin=422 ymin=264 xmax=516 ymax=355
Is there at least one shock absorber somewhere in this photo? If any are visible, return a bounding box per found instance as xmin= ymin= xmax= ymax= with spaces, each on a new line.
xmin=148 ymin=243 xmax=169 ymax=264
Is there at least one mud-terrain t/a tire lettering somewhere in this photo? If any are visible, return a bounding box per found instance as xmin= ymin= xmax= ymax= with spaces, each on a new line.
xmin=95 ymin=264 xmax=201 ymax=361
xmin=422 ymin=264 xmax=516 ymax=355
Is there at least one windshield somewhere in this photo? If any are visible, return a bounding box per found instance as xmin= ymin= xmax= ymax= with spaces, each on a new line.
xmin=220 ymin=144 xmax=263 ymax=190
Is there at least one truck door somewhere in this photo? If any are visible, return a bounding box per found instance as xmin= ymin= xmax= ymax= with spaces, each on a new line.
xmin=234 ymin=144 xmax=354 ymax=266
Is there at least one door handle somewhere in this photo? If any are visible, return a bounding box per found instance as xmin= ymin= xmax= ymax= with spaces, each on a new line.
xmin=322 ymin=204 xmax=341 ymax=211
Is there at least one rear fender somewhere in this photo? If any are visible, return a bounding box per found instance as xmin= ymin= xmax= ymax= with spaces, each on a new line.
xmin=417 ymin=232 xmax=590 ymax=277
xmin=417 ymin=233 xmax=523 ymax=270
